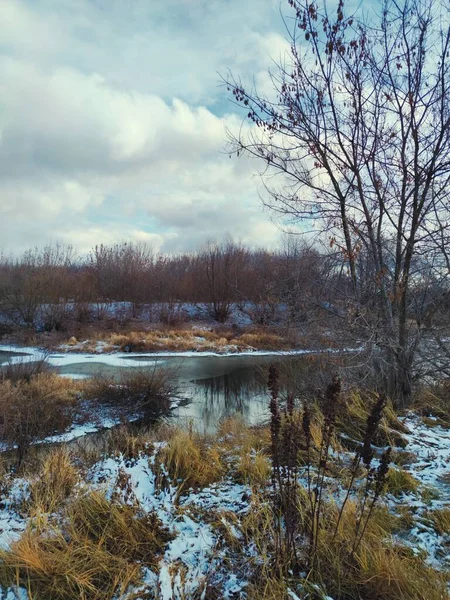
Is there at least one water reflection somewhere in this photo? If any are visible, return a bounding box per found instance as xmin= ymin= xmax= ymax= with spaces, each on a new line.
xmin=0 ymin=348 xmax=307 ymax=433
xmin=172 ymin=365 xmax=271 ymax=432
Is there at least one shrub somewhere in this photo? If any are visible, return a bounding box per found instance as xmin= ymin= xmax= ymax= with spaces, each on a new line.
xmin=1 ymin=355 xmax=49 ymax=383
xmin=87 ymin=366 xmax=176 ymax=419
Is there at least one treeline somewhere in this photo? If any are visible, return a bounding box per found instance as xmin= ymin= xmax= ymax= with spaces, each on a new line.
xmin=0 ymin=240 xmax=339 ymax=331
xmin=1 ymin=238 xmax=446 ymax=336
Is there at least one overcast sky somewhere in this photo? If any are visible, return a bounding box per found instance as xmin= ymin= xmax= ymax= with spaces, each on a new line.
xmin=0 ymin=0 xmax=295 ymax=255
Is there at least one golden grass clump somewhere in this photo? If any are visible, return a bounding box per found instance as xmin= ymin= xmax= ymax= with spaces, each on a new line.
xmin=237 ymin=331 xmax=288 ymax=350
xmin=63 ymin=326 xmax=294 ymax=354
xmin=105 ymin=426 xmax=153 ymax=459
xmin=0 ymin=491 xmax=171 ymax=600
xmin=427 ymin=507 xmax=450 ymax=534
xmin=337 ymin=390 xmax=408 ymax=448
xmin=246 ymin=577 xmax=289 ymax=600
xmin=245 ymin=494 xmax=447 ymax=600
xmin=217 ymin=416 xmax=271 ymax=453
xmin=413 ymin=382 xmax=450 ymax=426
xmin=28 ymin=448 xmax=79 ymax=514
xmin=235 ymin=450 xmax=271 ymax=486
xmin=384 ymin=467 xmax=420 ymax=496
xmin=160 ymin=429 xmax=225 ymax=492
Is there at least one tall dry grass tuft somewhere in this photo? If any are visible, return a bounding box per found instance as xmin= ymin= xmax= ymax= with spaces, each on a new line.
xmin=104 ymin=425 xmax=153 ymax=460
xmin=306 ymin=499 xmax=447 ymax=600
xmin=160 ymin=428 xmax=224 ymax=493
xmin=0 ymin=373 xmax=79 ymax=464
xmin=265 ymin=371 xmax=397 ymax=587
xmin=235 ymin=450 xmax=271 ymax=486
xmin=28 ymin=448 xmax=79 ymax=514
xmin=413 ymin=381 xmax=450 ymax=426
xmin=427 ymin=507 xmax=450 ymax=534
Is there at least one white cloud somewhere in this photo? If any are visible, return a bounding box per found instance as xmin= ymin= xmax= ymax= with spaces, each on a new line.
xmin=0 ymin=0 xmax=290 ymax=255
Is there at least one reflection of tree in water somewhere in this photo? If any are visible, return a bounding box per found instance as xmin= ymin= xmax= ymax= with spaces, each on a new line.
xmin=192 ymin=367 xmax=267 ymax=429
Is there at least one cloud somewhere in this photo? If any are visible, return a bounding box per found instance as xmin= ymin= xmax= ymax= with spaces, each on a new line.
xmin=0 ymin=0 xmax=290 ymax=255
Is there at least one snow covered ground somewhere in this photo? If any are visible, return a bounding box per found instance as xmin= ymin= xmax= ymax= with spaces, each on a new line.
xmin=0 ymin=410 xmax=447 ymax=599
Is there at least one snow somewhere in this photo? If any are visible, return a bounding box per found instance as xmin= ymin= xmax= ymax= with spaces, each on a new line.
xmin=0 ymin=479 xmax=29 ymax=551
xmin=87 ymin=450 xmax=252 ymax=599
xmin=0 ymin=412 xmax=448 ymax=599
xmin=0 ymin=343 xmax=363 ymax=370
xmin=386 ymin=414 xmax=450 ymax=569
xmin=399 ymin=414 xmax=450 ymax=493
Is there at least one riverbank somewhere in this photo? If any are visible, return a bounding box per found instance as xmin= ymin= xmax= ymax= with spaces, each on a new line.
xmin=1 ymin=325 xmax=319 ymax=356
xmin=0 ymin=347 xmax=448 ymax=599
xmin=0 ymin=398 xmax=448 ymax=600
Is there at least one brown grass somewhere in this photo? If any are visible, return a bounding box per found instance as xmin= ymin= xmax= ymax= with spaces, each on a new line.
xmin=0 ymin=373 xmax=80 ymax=461
xmin=28 ymin=448 xmax=79 ymax=514
xmin=60 ymin=326 xmax=295 ymax=354
xmin=427 ymin=507 xmax=450 ymax=534
xmin=0 ymin=491 xmax=171 ymax=600
xmin=160 ymin=428 xmax=225 ymax=492
xmin=0 ymin=355 xmax=50 ymax=383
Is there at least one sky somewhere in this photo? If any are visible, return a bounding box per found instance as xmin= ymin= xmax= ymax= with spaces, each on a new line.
xmin=0 ymin=0 xmax=294 ymax=255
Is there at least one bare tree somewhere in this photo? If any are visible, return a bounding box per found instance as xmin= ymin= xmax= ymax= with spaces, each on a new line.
xmin=226 ymin=0 xmax=450 ymax=402
xmin=200 ymin=239 xmax=246 ymax=322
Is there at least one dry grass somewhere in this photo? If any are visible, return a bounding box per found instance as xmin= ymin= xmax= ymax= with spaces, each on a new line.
xmin=0 ymin=355 xmax=50 ymax=383
xmin=337 ymin=390 xmax=408 ymax=448
xmin=61 ymin=326 xmax=294 ymax=354
xmin=235 ymin=449 xmax=271 ymax=486
xmin=0 ymin=373 xmax=80 ymax=460
xmin=28 ymin=448 xmax=79 ymax=514
xmin=244 ymin=493 xmax=447 ymax=600
xmin=309 ymin=500 xmax=447 ymax=600
xmin=247 ymin=577 xmax=289 ymax=600
xmin=427 ymin=507 xmax=450 ymax=534
xmin=0 ymin=491 xmax=171 ymax=600
xmin=160 ymin=428 xmax=225 ymax=492
xmin=104 ymin=426 xmax=153 ymax=459
xmin=413 ymin=382 xmax=450 ymax=426
xmin=385 ymin=467 xmax=420 ymax=496
xmin=217 ymin=416 xmax=271 ymax=453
